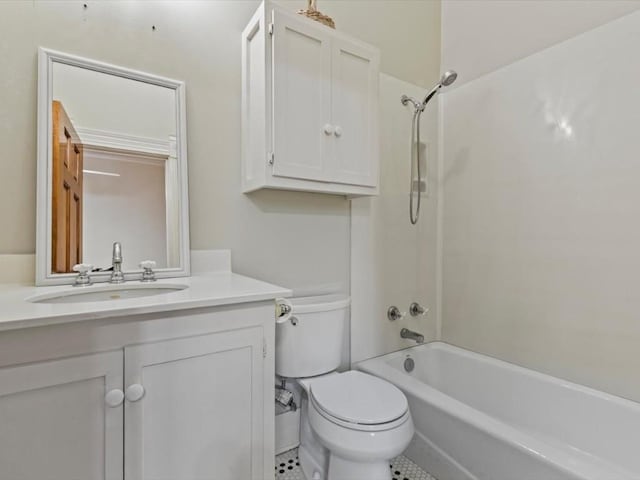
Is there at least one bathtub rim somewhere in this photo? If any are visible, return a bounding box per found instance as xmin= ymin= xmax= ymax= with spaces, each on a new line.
xmin=355 ymin=341 xmax=640 ymax=480
xmin=359 ymin=341 xmax=640 ymax=412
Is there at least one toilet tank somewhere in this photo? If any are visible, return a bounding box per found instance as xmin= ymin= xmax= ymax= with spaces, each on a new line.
xmin=275 ymin=294 xmax=350 ymax=378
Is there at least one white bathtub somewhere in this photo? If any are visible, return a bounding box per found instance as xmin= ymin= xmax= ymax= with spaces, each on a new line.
xmin=357 ymin=342 xmax=640 ymax=480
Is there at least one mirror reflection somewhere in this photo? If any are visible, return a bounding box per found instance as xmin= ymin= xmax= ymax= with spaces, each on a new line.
xmin=50 ymin=62 xmax=180 ymax=273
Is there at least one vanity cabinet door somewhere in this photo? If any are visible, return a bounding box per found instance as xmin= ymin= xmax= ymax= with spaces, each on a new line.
xmin=124 ymin=327 xmax=266 ymax=480
xmin=0 ymin=351 xmax=124 ymax=480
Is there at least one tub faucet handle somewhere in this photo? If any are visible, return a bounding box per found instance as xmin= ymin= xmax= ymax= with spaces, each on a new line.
xmin=409 ymin=302 xmax=429 ymax=317
xmin=387 ymin=306 xmax=405 ymax=321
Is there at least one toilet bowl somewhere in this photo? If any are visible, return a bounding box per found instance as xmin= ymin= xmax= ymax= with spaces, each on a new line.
xmin=303 ymin=371 xmax=414 ymax=480
xmin=276 ymin=295 xmax=415 ymax=480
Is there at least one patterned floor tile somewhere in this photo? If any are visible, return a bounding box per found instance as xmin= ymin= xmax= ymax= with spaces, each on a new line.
xmin=275 ymin=448 xmax=302 ymax=479
xmin=389 ymin=454 xmax=437 ymax=480
xmin=275 ymin=448 xmax=437 ymax=480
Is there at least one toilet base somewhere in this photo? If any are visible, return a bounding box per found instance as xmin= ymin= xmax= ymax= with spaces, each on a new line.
xmin=298 ymin=395 xmax=328 ymax=480
xmin=328 ymin=454 xmax=391 ymax=480
xmin=299 ymin=444 xmax=325 ymax=480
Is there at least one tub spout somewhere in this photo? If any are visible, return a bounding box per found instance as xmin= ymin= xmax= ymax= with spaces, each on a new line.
xmin=401 ymin=328 xmax=424 ymax=344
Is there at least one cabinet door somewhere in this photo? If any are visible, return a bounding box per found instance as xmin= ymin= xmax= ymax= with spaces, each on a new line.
xmin=330 ymin=38 xmax=380 ymax=186
xmin=0 ymin=351 xmax=124 ymax=480
xmin=124 ymin=327 xmax=265 ymax=480
xmin=272 ymin=9 xmax=333 ymax=182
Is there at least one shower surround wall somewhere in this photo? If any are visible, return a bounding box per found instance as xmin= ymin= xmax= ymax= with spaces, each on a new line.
xmin=351 ymin=73 xmax=440 ymax=364
xmin=440 ymin=9 xmax=640 ymax=402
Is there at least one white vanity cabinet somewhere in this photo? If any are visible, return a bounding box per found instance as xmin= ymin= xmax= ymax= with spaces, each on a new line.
xmin=0 ymin=351 xmax=124 ymax=480
xmin=0 ymin=302 xmax=276 ymax=480
xmin=124 ymin=326 xmax=266 ymax=480
xmin=242 ymin=1 xmax=380 ymax=196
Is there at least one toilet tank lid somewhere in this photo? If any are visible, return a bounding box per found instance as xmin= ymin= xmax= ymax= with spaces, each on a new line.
xmin=290 ymin=294 xmax=350 ymax=314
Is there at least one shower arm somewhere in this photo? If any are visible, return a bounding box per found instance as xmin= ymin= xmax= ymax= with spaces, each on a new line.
xmin=402 ymin=83 xmax=442 ymax=113
xmin=420 ymin=84 xmax=442 ymax=109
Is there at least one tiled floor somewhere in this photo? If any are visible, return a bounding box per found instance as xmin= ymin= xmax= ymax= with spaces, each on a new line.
xmin=275 ymin=448 xmax=437 ymax=480
xmin=275 ymin=448 xmax=301 ymax=479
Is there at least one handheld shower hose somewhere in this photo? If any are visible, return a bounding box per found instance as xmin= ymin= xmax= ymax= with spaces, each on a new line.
xmin=401 ymin=70 xmax=457 ymax=225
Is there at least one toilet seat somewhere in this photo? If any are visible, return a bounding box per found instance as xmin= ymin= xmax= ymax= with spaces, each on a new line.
xmin=309 ymin=371 xmax=409 ymax=431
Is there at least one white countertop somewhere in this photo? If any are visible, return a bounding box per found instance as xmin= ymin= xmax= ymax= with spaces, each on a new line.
xmin=0 ymin=272 xmax=291 ymax=332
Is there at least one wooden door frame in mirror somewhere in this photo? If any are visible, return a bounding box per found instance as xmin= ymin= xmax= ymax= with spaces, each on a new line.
xmin=36 ymin=47 xmax=190 ymax=285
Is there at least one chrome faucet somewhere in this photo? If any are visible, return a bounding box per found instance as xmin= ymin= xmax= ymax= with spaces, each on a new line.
xmin=401 ymin=328 xmax=424 ymax=344
xmin=110 ymin=242 xmax=125 ymax=284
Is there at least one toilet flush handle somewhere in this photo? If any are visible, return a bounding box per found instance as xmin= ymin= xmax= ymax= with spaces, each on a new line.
xmin=275 ymin=298 xmax=294 ymax=324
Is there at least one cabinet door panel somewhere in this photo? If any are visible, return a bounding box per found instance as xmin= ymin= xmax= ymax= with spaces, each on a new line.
xmin=124 ymin=327 xmax=264 ymax=480
xmin=0 ymin=351 xmax=124 ymax=480
xmin=331 ymin=39 xmax=380 ymax=186
xmin=272 ymin=9 xmax=332 ymax=182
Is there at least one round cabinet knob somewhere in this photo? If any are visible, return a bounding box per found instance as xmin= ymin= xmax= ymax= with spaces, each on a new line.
xmin=334 ymin=126 xmax=343 ymax=137
xmin=105 ymin=389 xmax=124 ymax=408
xmin=323 ymin=124 xmax=334 ymax=135
xmin=125 ymin=384 xmax=145 ymax=402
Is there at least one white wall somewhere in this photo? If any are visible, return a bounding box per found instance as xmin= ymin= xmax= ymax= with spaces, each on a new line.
xmin=83 ymin=153 xmax=168 ymax=270
xmin=440 ymin=9 xmax=640 ymax=401
xmin=351 ymin=73 xmax=440 ymax=363
xmin=290 ymin=0 xmax=441 ymax=88
xmin=442 ymin=0 xmax=640 ymax=86
xmin=53 ymin=62 xmax=176 ymax=142
xmin=0 ymin=0 xmax=437 ymax=293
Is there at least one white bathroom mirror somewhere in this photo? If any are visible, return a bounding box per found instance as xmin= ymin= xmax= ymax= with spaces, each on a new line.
xmin=35 ymin=48 xmax=190 ymax=285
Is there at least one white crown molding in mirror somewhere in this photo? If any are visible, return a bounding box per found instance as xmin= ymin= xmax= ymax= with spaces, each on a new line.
xmin=75 ymin=127 xmax=172 ymax=157
xmin=36 ymin=47 xmax=190 ymax=285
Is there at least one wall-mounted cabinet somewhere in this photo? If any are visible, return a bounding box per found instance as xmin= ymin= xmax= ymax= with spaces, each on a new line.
xmin=242 ymin=1 xmax=380 ymax=196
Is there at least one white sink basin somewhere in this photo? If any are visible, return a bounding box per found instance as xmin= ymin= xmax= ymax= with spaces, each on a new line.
xmin=27 ymin=283 xmax=188 ymax=304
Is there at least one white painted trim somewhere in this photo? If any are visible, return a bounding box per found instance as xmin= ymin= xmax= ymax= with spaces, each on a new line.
xmin=435 ymin=95 xmax=445 ymax=341
xmin=165 ymin=135 xmax=180 ymax=267
xmin=76 ymin=127 xmax=171 ymax=157
xmin=83 ymin=147 xmax=167 ymax=167
xmin=36 ymin=47 xmax=190 ymax=285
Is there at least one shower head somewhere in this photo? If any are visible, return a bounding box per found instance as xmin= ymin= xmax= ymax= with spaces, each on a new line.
xmin=420 ymin=69 xmax=458 ymax=106
xmin=440 ymin=70 xmax=458 ymax=87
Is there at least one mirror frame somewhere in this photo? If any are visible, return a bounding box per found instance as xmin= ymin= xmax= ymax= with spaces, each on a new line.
xmin=36 ymin=47 xmax=190 ymax=285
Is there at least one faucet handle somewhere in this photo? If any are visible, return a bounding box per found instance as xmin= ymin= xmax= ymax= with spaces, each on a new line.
xmin=72 ymin=264 xmax=94 ymax=287
xmin=139 ymin=260 xmax=157 ymax=282
xmin=73 ymin=263 xmax=94 ymax=274
xmin=387 ymin=306 xmax=406 ymax=321
xmin=409 ymin=302 xmax=429 ymax=317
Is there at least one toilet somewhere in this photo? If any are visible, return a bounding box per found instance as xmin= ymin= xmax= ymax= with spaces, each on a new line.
xmin=276 ymin=295 xmax=414 ymax=480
